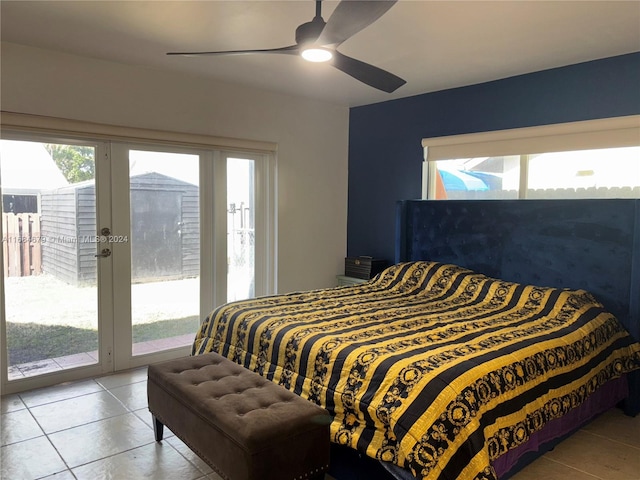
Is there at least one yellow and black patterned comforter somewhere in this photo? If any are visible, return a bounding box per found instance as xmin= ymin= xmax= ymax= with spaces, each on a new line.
xmin=193 ymin=261 xmax=640 ymax=480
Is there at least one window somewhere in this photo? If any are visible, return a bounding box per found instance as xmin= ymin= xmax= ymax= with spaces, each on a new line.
xmin=422 ymin=116 xmax=640 ymax=200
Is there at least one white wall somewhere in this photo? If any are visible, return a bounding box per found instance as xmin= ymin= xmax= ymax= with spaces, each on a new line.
xmin=0 ymin=42 xmax=349 ymax=293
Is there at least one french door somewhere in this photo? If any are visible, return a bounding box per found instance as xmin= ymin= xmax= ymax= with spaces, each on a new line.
xmin=1 ymin=135 xmax=274 ymax=393
xmin=109 ymin=144 xmax=207 ymax=371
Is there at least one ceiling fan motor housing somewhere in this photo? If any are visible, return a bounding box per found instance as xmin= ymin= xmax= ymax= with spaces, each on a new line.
xmin=295 ymin=17 xmax=326 ymax=46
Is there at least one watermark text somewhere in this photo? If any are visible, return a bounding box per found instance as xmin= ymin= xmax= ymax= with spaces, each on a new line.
xmin=2 ymin=235 xmax=129 ymax=244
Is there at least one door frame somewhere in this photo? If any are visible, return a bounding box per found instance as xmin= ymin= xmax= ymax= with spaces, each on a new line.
xmin=109 ymin=142 xmax=209 ymax=371
xmin=0 ymin=134 xmax=115 ymax=394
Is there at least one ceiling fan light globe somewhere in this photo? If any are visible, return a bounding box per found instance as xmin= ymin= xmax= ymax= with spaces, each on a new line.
xmin=301 ymin=48 xmax=333 ymax=63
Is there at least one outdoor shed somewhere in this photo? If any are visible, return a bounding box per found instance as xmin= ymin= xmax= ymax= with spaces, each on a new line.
xmin=40 ymin=172 xmax=199 ymax=285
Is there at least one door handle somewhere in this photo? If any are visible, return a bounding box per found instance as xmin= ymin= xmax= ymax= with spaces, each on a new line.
xmin=95 ymin=248 xmax=112 ymax=258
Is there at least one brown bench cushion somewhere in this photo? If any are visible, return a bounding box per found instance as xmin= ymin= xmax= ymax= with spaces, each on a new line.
xmin=147 ymin=352 xmax=331 ymax=480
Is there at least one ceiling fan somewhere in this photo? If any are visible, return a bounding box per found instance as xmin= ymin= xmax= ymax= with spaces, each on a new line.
xmin=167 ymin=0 xmax=406 ymax=93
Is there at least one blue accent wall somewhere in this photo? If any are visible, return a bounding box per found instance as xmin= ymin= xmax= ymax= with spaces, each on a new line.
xmin=347 ymin=52 xmax=640 ymax=262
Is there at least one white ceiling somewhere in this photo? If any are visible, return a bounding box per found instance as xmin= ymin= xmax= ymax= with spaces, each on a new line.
xmin=1 ymin=1 xmax=639 ymax=107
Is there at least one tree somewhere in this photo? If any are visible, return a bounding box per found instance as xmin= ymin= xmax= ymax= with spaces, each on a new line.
xmin=45 ymin=144 xmax=95 ymax=183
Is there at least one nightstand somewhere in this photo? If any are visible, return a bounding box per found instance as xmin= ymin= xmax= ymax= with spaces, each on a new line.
xmin=336 ymin=275 xmax=368 ymax=286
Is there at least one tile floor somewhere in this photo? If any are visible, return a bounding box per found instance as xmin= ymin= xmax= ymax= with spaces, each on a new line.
xmin=1 ymin=367 xmax=639 ymax=480
xmin=1 ymin=367 xmax=221 ymax=480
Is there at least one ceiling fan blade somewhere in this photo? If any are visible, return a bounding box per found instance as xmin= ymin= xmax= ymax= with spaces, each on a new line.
xmin=317 ymin=0 xmax=397 ymax=47
xmin=331 ymin=50 xmax=405 ymax=93
xmin=167 ymin=45 xmax=299 ymax=57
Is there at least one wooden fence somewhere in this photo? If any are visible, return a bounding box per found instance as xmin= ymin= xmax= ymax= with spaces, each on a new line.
xmin=2 ymin=213 xmax=42 ymax=277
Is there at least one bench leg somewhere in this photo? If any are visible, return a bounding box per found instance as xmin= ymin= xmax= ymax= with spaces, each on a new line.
xmin=152 ymin=414 xmax=164 ymax=442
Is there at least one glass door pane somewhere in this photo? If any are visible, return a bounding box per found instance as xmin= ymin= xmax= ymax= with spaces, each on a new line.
xmin=227 ymin=157 xmax=255 ymax=302
xmin=128 ymin=150 xmax=200 ymax=356
xmin=1 ymin=140 xmax=99 ymax=379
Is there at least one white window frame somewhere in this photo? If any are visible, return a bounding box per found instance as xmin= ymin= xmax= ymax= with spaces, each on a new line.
xmin=421 ymin=115 xmax=640 ymax=199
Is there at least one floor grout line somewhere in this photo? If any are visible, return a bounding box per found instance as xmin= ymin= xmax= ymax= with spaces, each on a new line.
xmin=542 ymin=455 xmax=605 ymax=479
xmin=41 ymin=433 xmax=75 ymax=479
xmin=67 ymin=439 xmax=159 ymax=469
xmin=578 ymin=428 xmax=640 ymax=451
xmin=18 ymin=383 xmax=108 ymax=409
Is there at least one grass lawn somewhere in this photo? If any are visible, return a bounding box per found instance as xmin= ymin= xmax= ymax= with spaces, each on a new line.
xmin=7 ymin=316 xmax=199 ymax=365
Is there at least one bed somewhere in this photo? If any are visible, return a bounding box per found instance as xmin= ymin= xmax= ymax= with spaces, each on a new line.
xmin=193 ymin=199 xmax=640 ymax=480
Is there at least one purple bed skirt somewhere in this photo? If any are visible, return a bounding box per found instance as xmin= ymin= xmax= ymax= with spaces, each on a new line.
xmin=493 ymin=375 xmax=630 ymax=478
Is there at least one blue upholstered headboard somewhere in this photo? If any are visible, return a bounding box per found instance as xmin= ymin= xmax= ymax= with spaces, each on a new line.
xmin=395 ymin=199 xmax=640 ymax=341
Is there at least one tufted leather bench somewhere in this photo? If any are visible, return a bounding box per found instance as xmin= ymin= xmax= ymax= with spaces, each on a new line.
xmin=147 ymin=352 xmax=331 ymax=480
